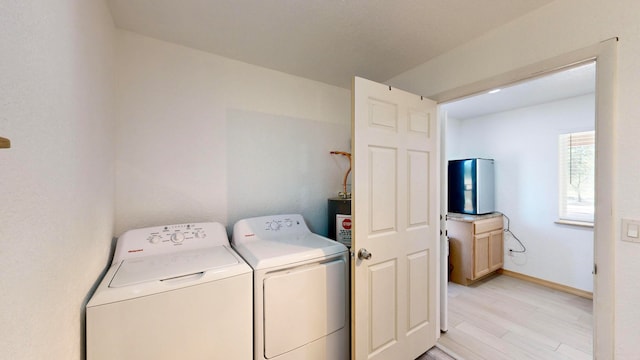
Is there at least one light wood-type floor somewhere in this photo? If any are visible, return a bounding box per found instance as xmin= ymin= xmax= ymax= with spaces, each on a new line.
xmin=417 ymin=346 xmax=456 ymax=360
xmin=437 ymin=274 xmax=593 ymax=360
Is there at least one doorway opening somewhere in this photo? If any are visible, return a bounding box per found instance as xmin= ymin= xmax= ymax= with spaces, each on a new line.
xmin=431 ymin=37 xmax=618 ymax=358
xmin=437 ymin=61 xmax=596 ymax=359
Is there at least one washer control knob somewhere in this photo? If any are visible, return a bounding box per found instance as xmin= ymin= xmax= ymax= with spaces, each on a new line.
xmin=194 ymin=229 xmax=206 ymax=238
xmin=284 ymin=220 xmax=293 ymax=227
xmin=149 ymin=235 xmax=162 ymax=244
xmin=171 ymin=232 xmax=185 ymax=243
xmin=269 ymin=221 xmax=280 ymax=231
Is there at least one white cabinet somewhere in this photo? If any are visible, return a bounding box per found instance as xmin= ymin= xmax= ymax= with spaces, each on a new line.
xmin=448 ymin=214 xmax=504 ymax=285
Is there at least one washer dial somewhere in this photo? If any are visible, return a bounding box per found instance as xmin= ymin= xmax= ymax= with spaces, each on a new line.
xmin=171 ymin=232 xmax=185 ymax=243
xmin=149 ymin=235 xmax=162 ymax=244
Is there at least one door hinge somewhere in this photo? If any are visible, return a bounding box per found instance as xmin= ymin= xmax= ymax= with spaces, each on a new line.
xmin=593 ymin=264 xmax=598 ymax=275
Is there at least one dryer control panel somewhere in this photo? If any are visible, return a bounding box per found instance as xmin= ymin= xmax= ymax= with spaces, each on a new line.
xmin=262 ymin=216 xmax=304 ymax=232
xmin=233 ymin=214 xmax=310 ymax=241
xmin=112 ymin=222 xmax=229 ymax=264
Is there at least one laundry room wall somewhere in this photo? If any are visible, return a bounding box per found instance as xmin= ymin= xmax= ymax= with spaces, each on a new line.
xmin=444 ymin=116 xmax=463 ymax=158
xmin=0 ymin=1 xmax=116 ymax=360
xmin=387 ymin=0 xmax=640 ymax=356
xmin=114 ymin=30 xmax=351 ymax=237
xmin=447 ymin=94 xmax=595 ymax=292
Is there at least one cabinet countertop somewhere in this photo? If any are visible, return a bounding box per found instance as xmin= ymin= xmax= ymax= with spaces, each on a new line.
xmin=447 ymin=212 xmax=503 ymax=223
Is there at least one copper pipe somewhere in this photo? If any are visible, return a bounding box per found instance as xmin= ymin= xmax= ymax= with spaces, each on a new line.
xmin=330 ymin=151 xmax=351 ymax=197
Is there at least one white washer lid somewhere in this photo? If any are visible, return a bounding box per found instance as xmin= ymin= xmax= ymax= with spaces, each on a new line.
xmin=110 ymin=246 xmax=239 ymax=288
xmin=233 ymin=233 xmax=347 ymax=270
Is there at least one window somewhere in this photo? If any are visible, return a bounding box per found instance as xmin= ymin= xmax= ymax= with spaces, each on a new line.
xmin=558 ymin=130 xmax=595 ymax=223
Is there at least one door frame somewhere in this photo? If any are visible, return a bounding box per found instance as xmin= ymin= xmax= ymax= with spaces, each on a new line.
xmin=432 ymin=38 xmax=617 ymax=359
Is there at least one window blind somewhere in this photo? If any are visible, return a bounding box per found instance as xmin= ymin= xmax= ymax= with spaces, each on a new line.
xmin=558 ymin=130 xmax=595 ymax=223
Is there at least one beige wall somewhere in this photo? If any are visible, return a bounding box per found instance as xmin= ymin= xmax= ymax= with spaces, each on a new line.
xmin=114 ymin=30 xmax=351 ymax=236
xmin=0 ymin=1 xmax=116 ymax=359
xmin=389 ymin=0 xmax=640 ymax=358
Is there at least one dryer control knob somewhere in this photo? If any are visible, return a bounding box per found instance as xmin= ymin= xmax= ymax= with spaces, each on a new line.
xmin=269 ymin=221 xmax=280 ymax=231
xmin=171 ymin=232 xmax=185 ymax=243
xmin=194 ymin=229 xmax=206 ymax=238
xmin=149 ymin=235 xmax=162 ymax=244
xmin=284 ymin=220 xmax=293 ymax=227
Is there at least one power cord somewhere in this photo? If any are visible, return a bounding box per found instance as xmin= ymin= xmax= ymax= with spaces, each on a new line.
xmin=502 ymin=213 xmax=526 ymax=254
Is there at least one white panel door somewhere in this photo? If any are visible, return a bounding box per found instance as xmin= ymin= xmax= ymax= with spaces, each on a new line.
xmin=352 ymin=77 xmax=438 ymax=360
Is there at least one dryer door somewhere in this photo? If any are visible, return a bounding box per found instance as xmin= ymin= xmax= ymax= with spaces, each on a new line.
xmin=263 ymin=257 xmax=347 ymax=358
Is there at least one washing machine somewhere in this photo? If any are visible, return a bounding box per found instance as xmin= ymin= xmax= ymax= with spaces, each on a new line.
xmin=86 ymin=222 xmax=253 ymax=360
xmin=231 ymin=214 xmax=349 ymax=360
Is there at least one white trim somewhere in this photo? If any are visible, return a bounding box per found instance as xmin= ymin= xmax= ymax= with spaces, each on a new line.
xmin=438 ymin=107 xmax=448 ymax=334
xmin=555 ymin=219 xmax=595 ymax=228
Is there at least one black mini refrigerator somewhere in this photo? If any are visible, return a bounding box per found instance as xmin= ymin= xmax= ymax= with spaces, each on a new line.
xmin=448 ymin=158 xmax=495 ymax=215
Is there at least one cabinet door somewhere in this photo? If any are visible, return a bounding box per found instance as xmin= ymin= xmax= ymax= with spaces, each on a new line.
xmin=472 ymin=233 xmax=491 ymax=279
xmin=488 ymin=230 xmax=504 ymax=272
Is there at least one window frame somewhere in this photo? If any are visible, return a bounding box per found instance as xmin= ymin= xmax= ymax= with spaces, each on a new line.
xmin=557 ymin=130 xmax=595 ymax=225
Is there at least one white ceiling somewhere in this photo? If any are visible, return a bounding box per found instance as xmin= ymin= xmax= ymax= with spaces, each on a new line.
xmin=442 ymin=61 xmax=596 ymax=120
xmin=107 ymin=0 xmax=554 ymax=89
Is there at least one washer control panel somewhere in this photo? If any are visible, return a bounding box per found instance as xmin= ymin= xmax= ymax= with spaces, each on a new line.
xmin=113 ymin=222 xmax=229 ymax=263
xmin=148 ymin=223 xmax=206 ymax=245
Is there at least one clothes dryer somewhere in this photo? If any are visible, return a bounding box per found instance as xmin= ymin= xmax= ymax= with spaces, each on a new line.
xmin=86 ymin=222 xmax=252 ymax=360
xmin=232 ymin=214 xmax=349 ymax=360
